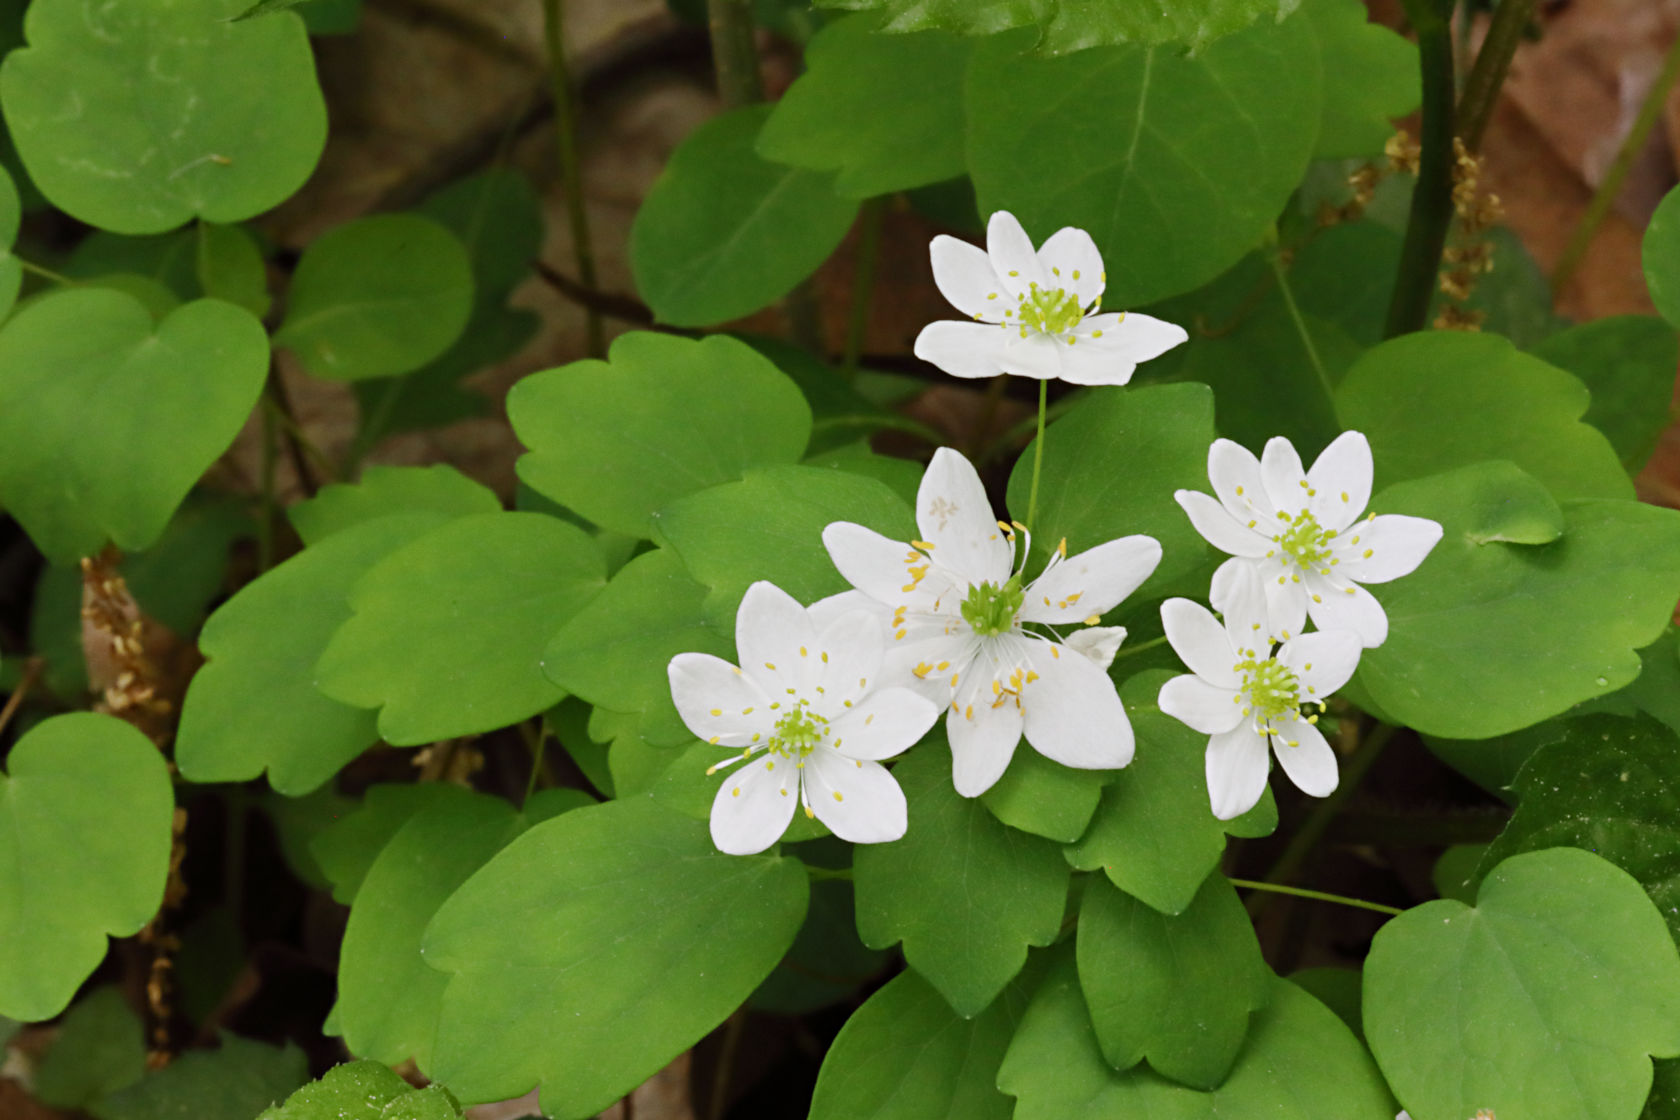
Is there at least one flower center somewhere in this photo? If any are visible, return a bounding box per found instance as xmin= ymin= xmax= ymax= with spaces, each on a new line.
xmin=1237 ymin=654 xmax=1300 ymax=730
xmin=1273 ymin=509 xmax=1336 ymax=571
xmin=960 ymin=577 xmax=1024 ymax=638
xmin=768 ymin=706 xmax=827 ymax=760
xmin=1016 ymin=283 xmax=1085 ymax=337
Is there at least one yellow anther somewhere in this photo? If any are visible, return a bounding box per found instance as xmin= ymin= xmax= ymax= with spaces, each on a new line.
xmin=1056 ymin=537 xmax=1068 ymax=558
xmin=936 ymin=661 xmax=950 ymax=671
xmin=732 ymin=788 xmax=741 ymax=798
xmin=764 ymin=661 xmax=776 ymax=671
xmin=1085 ymin=615 xmax=1100 ymax=625
xmin=710 ymin=708 xmax=722 ymax=716
xmin=913 ymin=663 xmax=932 ymax=679
xmin=833 ymin=791 xmax=844 ymax=802
xmin=799 ymin=646 xmax=808 ymax=657
xmin=912 ymin=539 xmax=937 ymax=551
xmin=1363 ymin=548 xmax=1373 ymax=558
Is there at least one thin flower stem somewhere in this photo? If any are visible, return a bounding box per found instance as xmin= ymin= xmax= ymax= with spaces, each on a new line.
xmin=1455 ymin=0 xmax=1537 ymax=152
xmin=1266 ymin=248 xmax=1334 ymax=407
xmin=1112 ymin=633 xmax=1170 ymax=661
xmin=842 ymin=198 xmax=886 ymax=379
xmin=263 ymin=369 xmax=324 ymax=498
xmin=0 ymin=656 xmax=43 ymax=740
xmin=18 ymin=257 xmax=72 ymax=286
xmin=1228 ymin=878 xmax=1402 ymax=917
xmin=542 ymin=0 xmax=604 ymax=359
xmin=1552 ymin=29 xmax=1680 ymax=297
xmin=1385 ymin=0 xmax=1457 ymax=338
xmin=706 ymin=0 xmax=763 ymax=108
xmin=1026 ymin=379 xmax=1048 ymax=530
xmin=521 ymin=719 xmax=546 ymax=806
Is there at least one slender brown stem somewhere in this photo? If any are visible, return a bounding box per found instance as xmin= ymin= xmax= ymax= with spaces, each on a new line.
xmin=1385 ymin=0 xmax=1457 ymax=338
xmin=264 ymin=368 xmax=324 ymax=498
xmin=0 ymin=657 xmax=43 ymax=739
xmin=706 ymin=0 xmax=763 ymax=108
xmin=1455 ymin=0 xmax=1537 ymax=153
xmin=531 ymin=259 xmax=660 ymax=326
xmin=542 ymin=0 xmax=604 ymax=358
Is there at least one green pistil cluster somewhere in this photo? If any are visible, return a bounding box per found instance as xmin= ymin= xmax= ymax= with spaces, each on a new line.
xmin=1016 ymin=283 xmax=1085 ymax=338
xmin=960 ymin=576 xmax=1024 ymax=637
xmin=1274 ymin=509 xmax=1336 ymax=572
xmin=1237 ymin=654 xmax=1300 ymax=729
xmin=768 ymin=706 xmax=826 ymax=760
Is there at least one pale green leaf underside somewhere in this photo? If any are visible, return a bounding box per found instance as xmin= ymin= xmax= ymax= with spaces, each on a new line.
xmin=817 ymin=0 xmax=1300 ymax=53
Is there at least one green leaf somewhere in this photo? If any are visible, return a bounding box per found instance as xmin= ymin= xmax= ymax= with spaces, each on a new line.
xmin=1479 ymin=714 xmax=1680 ymax=943
xmin=0 ymin=289 xmax=268 ymax=561
xmin=1336 ymin=330 xmax=1632 ymax=502
xmin=756 ymin=16 xmax=968 ymax=197
xmin=1077 ymin=873 xmax=1269 ymax=1088
xmin=96 ymin=1035 xmax=309 ymax=1120
xmin=1353 ymin=462 xmax=1680 ymax=738
xmin=1303 ymin=0 xmax=1417 ymax=158
xmin=653 ymin=464 xmax=914 ymax=618
xmin=981 ymin=748 xmax=1107 ymax=842
xmin=316 ymin=512 xmax=606 ymax=745
xmin=350 ymin=309 xmax=532 ymax=443
xmin=1007 ymin=383 xmax=1217 ymax=605
xmin=999 ymin=957 xmax=1394 ymax=1118
xmin=422 ymin=796 xmax=809 ymax=1115
xmin=255 ymin=1060 xmax=461 ymax=1120
xmin=1287 ymin=966 xmax=1363 ymax=1041
xmin=816 ymin=0 xmax=1301 ymax=53
xmin=1364 ymin=848 xmax=1680 ymax=1120
xmin=0 ymin=715 xmax=174 ymax=1021
xmin=176 ymin=514 xmax=449 ymax=795
xmin=33 ymin=987 xmax=145 ymax=1109
xmin=854 ymin=742 xmax=1070 ymax=1016
xmin=233 ymin=0 xmax=327 ymax=20
xmin=750 ymin=876 xmax=890 ymax=1014
xmin=509 ymin=331 xmax=812 ymax=537
xmin=195 ymin=222 xmax=270 ymax=318
xmin=66 ymin=230 xmax=198 ymax=297
xmin=1067 ymin=671 xmax=1277 ymax=915
xmin=966 ymin=15 xmax=1321 ymax=308
xmin=275 ymin=214 xmax=473 ymax=381
xmin=0 ymin=0 xmax=326 ymax=234
xmin=1644 ymin=185 xmax=1680 ymax=330
xmin=260 ymin=787 xmax=353 ymax=892
xmin=630 ymin=104 xmax=858 ymax=327
xmin=311 ymin=783 xmax=463 ymax=905
xmin=1532 ymin=315 xmax=1680 ymax=474
xmin=808 ymin=964 xmax=1032 ymax=1120
xmin=418 ymin=169 xmax=543 ymax=304
xmin=300 ymin=0 xmax=362 ymax=35
xmin=287 ymin=465 xmax=501 ymax=546
xmin=0 ymin=164 xmax=20 ymax=320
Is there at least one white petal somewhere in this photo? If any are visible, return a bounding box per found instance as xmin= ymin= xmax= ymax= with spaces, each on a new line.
xmin=916 ymin=447 xmax=1013 ymax=585
xmin=930 ymin=234 xmax=1008 ymax=322
xmin=735 ymin=581 xmax=818 ymax=695
xmin=829 ymin=686 xmax=938 ymax=761
xmin=1208 ymin=439 xmax=1276 ymax=525
xmin=996 ymin=331 xmax=1067 ymax=380
xmin=710 ymin=756 xmax=798 ymax=855
xmin=1307 ymin=431 xmax=1373 ymax=531
xmin=822 ymin=521 xmax=948 ymax=612
xmin=1210 ymin=558 xmax=1273 ymax=649
xmin=1021 ymin=638 xmax=1134 ymax=770
xmin=1333 ymin=514 xmax=1443 ymax=584
xmin=1260 ymin=436 xmax=1309 ymax=515
xmin=1036 ymin=226 xmax=1105 ymax=307
xmin=1206 ymin=724 xmax=1270 ymax=821
xmin=1160 ymin=598 xmax=1240 ymax=689
xmin=1260 ymin=566 xmax=1309 ymax=643
xmin=1303 ymin=573 xmax=1389 ymax=648
xmin=1072 ymin=311 xmax=1186 ymax=363
xmin=1268 ymin=716 xmax=1339 ymax=799
xmin=1176 ymin=491 xmax=1272 ymax=558
xmin=985 ymin=211 xmax=1047 ymax=297
xmin=1158 ymin=673 xmax=1245 ymax=735
xmin=883 ymin=632 xmax=970 ymax=701
xmin=1052 ymin=336 xmax=1138 ymax=387
xmin=1276 ymin=629 xmax=1362 ymax=698
xmin=947 ymin=701 xmax=1022 ymax=797
xmin=914 ymin=320 xmax=1009 ymax=379
xmin=807 ymin=589 xmax=882 ymax=632
xmin=1063 ymin=625 xmax=1126 ymax=668
xmin=803 ymin=750 xmax=908 ymax=844
xmin=1019 ymin=535 xmax=1161 ymax=624
xmin=811 ymin=608 xmax=887 ymax=713
xmin=667 ymin=652 xmax=774 ymax=746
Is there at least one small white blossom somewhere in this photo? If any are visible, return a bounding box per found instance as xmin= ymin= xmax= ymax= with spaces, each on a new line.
xmin=913 ymin=211 xmax=1187 ymax=386
xmin=1158 ymin=563 xmax=1363 ymax=820
xmin=823 ymin=447 xmax=1161 ymax=797
xmin=668 ymin=581 xmax=939 ymax=855
xmin=1174 ymin=431 xmax=1443 ymax=648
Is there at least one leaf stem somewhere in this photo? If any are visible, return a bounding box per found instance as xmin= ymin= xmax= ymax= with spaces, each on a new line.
xmin=521 ymin=718 xmax=547 ymax=806
xmin=0 ymin=656 xmax=43 ymax=739
xmin=1551 ymin=29 xmax=1680 ymax=297
xmin=1455 ymin=0 xmax=1537 ymax=152
xmin=1384 ymin=0 xmax=1457 ymax=338
xmin=706 ymin=0 xmax=763 ymax=109
xmin=17 ymin=257 xmax=72 ymax=286
xmin=842 ymin=198 xmax=885 ymax=379
xmin=1227 ymin=878 xmax=1402 ymax=917
xmin=1266 ymin=247 xmax=1334 ymax=407
xmin=1112 ymin=633 xmax=1171 ymax=661
xmin=542 ymin=0 xmax=604 ymax=359
xmin=1026 ymin=379 xmax=1047 ymax=530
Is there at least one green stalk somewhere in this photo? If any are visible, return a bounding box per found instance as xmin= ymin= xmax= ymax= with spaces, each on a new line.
xmin=18 ymin=258 xmax=71 ymax=286
xmin=542 ymin=0 xmax=604 ymax=358
xmin=706 ymin=0 xmax=763 ymax=108
xmin=1228 ymin=878 xmax=1402 ymax=917
xmin=1455 ymin=0 xmax=1537 ymax=152
xmin=1267 ymin=248 xmax=1333 ymax=406
xmin=842 ymin=198 xmax=886 ymax=379
xmin=1384 ymin=0 xmax=1457 ymax=338
xmin=1025 ymin=379 xmax=1048 ymax=530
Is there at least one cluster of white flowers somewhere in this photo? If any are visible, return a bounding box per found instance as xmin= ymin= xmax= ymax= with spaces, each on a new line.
xmin=668 ymin=211 xmax=1440 ymax=853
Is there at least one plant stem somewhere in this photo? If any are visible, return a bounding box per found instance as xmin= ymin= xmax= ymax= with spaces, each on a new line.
xmin=541 ymin=0 xmax=604 ymax=359
xmin=1385 ymin=0 xmax=1457 ymax=338
xmin=1551 ymin=30 xmax=1680 ymax=297
xmin=521 ymin=719 xmax=547 ymax=806
xmin=1455 ymin=0 xmax=1537 ymax=152
xmin=706 ymin=0 xmax=763 ymax=108
xmin=0 ymin=656 xmax=42 ymax=739
xmin=18 ymin=257 xmax=71 ymax=286
xmin=707 ymin=1010 xmax=748 ymax=1120
xmin=1228 ymin=878 xmax=1402 ymax=917
xmin=842 ymin=198 xmax=885 ymax=379
xmin=805 ymin=864 xmax=854 ymax=882
xmin=1025 ymin=379 xmax=1047 ymax=529
xmin=264 ymin=368 xmax=323 ymax=498
xmin=1112 ymin=633 xmax=1170 ymax=661
xmin=257 ymin=402 xmax=278 ymax=572
xmin=1267 ymin=248 xmax=1334 ymax=406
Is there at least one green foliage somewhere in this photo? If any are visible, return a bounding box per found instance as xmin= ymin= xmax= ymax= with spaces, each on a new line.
xmin=1532 ymin=315 xmax=1680 ymax=474
xmin=0 ymin=164 xmax=19 ymax=319
xmin=0 ymin=716 xmax=174 ymax=1021
xmin=757 ymin=16 xmax=970 ymax=197
xmin=998 ymin=959 xmax=1394 ymax=1118
xmin=853 ymin=743 xmax=1070 ymax=1017
xmin=751 ymin=873 xmax=890 ymax=1013
xmin=97 ymin=1035 xmax=309 ymax=1120
xmin=288 ymin=465 xmax=501 ymax=546
xmin=0 ymin=289 xmax=268 ymax=561
xmin=1077 ymin=873 xmax=1269 ymax=1088
xmin=1643 ymin=185 xmax=1680 ymax=329
xmin=194 ymin=222 xmax=270 ymax=318
xmin=1353 ymin=462 xmax=1680 ymax=738
xmin=631 ymin=105 xmax=858 ymax=327
xmin=312 ymin=783 xmax=464 ymax=905
xmin=1364 ymin=848 xmax=1680 ymax=1120
xmin=816 ymin=0 xmax=1301 ymax=53
xmin=255 ymin=1061 xmax=461 ymax=1120
xmin=510 ymin=332 xmax=812 ymax=537
xmin=315 ymin=512 xmax=606 ymax=744
xmin=0 ymin=0 xmax=326 ymax=233
xmin=966 ymin=14 xmax=1320 ymax=308
xmin=33 ymin=987 xmax=145 ymax=1109
xmin=275 ymin=214 xmax=474 ymax=381
xmin=421 ymin=796 xmax=809 ymax=1116
xmin=981 ymin=748 xmax=1107 ymax=842
xmin=1304 ymin=0 xmax=1417 ymax=158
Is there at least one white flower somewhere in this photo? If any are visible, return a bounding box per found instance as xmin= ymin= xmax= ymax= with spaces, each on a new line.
xmin=668 ymin=581 xmax=940 ymax=855
xmin=822 ymin=447 xmax=1161 ymax=797
xmin=1157 ymin=563 xmax=1363 ymax=820
xmin=913 ymin=211 xmax=1188 ymax=386
xmin=1174 ymin=431 xmax=1443 ymax=648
